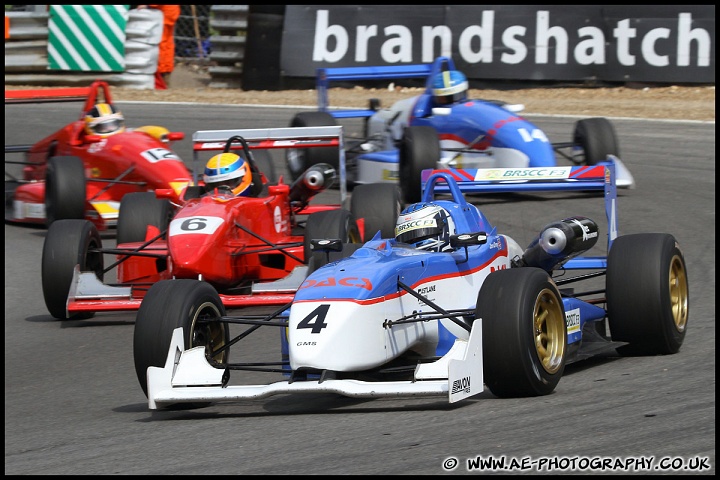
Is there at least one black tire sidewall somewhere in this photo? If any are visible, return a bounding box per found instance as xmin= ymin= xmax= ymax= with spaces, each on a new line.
xmin=133 ymin=279 xmax=226 ymax=397
xmin=286 ymin=112 xmax=338 ymax=181
xmin=41 ymin=219 xmax=103 ymax=319
xmin=304 ymin=209 xmax=360 ymax=272
xmin=573 ymin=117 xmax=619 ymax=166
xmin=116 ymin=192 xmax=172 ymax=245
xmin=350 ymin=183 xmax=402 ymax=241
xmin=399 ymin=125 xmax=439 ymax=204
xmin=476 ymin=268 xmax=566 ymax=397
xmin=45 ymin=156 xmax=87 ymax=226
xmin=607 ymin=233 xmax=687 ymax=354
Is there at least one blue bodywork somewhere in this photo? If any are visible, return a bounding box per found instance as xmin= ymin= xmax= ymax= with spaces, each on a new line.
xmin=283 ymin=170 xmax=618 ymax=364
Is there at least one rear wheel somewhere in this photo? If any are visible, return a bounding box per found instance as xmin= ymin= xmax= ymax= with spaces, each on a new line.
xmin=44 ymin=156 xmax=86 ymax=227
xmin=573 ymin=117 xmax=619 ymax=165
xmin=476 ymin=268 xmax=567 ymax=398
xmin=41 ymin=219 xmax=103 ymax=320
xmin=607 ymin=233 xmax=688 ymax=355
xmin=133 ymin=279 xmax=229 ymax=403
xmin=251 ymin=149 xmax=277 ymax=184
xmin=304 ymin=209 xmax=362 ymax=273
xmin=286 ymin=111 xmax=339 ymax=181
xmin=399 ymin=126 xmax=439 ymax=204
xmin=116 ymin=192 xmax=172 ymax=245
xmin=350 ymin=183 xmax=402 ymax=241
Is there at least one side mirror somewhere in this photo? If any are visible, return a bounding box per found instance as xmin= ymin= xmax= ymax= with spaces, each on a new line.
xmin=310 ymin=238 xmax=344 ymax=265
xmin=450 ymin=232 xmax=488 ymax=248
xmin=450 ymin=232 xmax=488 ymax=264
xmin=310 ymin=238 xmax=343 ymax=253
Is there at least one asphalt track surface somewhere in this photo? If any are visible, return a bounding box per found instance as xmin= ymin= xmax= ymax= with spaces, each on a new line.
xmin=4 ymin=101 xmax=715 ymax=475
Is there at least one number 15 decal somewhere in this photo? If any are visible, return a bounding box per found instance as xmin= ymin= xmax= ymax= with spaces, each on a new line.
xmin=297 ymin=304 xmax=330 ymax=334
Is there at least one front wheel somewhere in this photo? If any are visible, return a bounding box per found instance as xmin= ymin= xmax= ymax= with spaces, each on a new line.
xmin=573 ymin=117 xmax=619 ymax=165
xmin=44 ymin=155 xmax=87 ymax=226
xmin=607 ymin=233 xmax=688 ymax=355
xmin=399 ymin=126 xmax=439 ymax=204
xmin=350 ymin=183 xmax=402 ymax=241
xmin=304 ymin=209 xmax=362 ymax=273
xmin=475 ymin=268 xmax=567 ymax=398
xmin=133 ymin=279 xmax=229 ymax=402
xmin=116 ymin=192 xmax=172 ymax=245
xmin=286 ymin=112 xmax=338 ymax=181
xmin=41 ymin=219 xmax=104 ymax=320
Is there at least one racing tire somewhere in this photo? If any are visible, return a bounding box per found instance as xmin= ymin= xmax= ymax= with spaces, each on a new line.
xmin=44 ymin=156 xmax=87 ymax=227
xmin=133 ymin=279 xmax=229 ymax=405
xmin=251 ymin=149 xmax=277 ymax=184
xmin=475 ymin=268 xmax=567 ymax=398
xmin=399 ymin=126 xmax=439 ymax=204
xmin=606 ymin=233 xmax=688 ymax=355
xmin=116 ymin=192 xmax=173 ymax=245
xmin=286 ymin=112 xmax=339 ymax=181
xmin=573 ymin=117 xmax=619 ymax=166
xmin=304 ymin=209 xmax=362 ymax=273
xmin=350 ymin=183 xmax=402 ymax=241
xmin=41 ymin=219 xmax=104 ymax=320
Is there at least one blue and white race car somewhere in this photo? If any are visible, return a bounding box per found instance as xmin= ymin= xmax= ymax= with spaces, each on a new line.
xmin=286 ymin=55 xmax=635 ymax=203
xmin=133 ymin=163 xmax=687 ymax=410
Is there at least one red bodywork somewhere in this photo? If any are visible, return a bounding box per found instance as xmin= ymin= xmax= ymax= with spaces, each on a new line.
xmin=6 ymin=81 xmax=192 ymax=229
xmin=68 ymin=185 xmax=343 ymax=314
xmin=65 ymin=125 xmax=356 ymax=314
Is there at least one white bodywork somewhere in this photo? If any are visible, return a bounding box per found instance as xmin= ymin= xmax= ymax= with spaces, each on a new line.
xmin=146 ymin=322 xmax=484 ymax=409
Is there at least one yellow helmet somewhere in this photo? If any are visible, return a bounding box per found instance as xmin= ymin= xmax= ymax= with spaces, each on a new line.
xmin=84 ymin=103 xmax=125 ymax=137
xmin=203 ymin=152 xmax=253 ymax=196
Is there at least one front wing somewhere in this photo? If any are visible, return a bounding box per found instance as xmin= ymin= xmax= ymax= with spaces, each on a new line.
xmin=145 ymin=321 xmax=484 ymax=409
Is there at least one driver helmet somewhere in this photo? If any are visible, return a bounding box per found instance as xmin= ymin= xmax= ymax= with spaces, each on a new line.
xmin=395 ymin=202 xmax=456 ymax=252
xmin=84 ymin=103 xmax=125 ymax=137
xmin=431 ymin=70 xmax=469 ymax=106
xmin=203 ymin=152 xmax=253 ymax=196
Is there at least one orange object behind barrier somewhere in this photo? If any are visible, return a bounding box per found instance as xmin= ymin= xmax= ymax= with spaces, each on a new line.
xmin=5 ymin=15 xmax=9 ymax=39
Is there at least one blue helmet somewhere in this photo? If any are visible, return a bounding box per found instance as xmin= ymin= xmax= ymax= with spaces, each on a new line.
xmin=431 ymin=70 xmax=469 ymax=106
xmin=395 ymin=202 xmax=456 ymax=252
xmin=203 ymin=152 xmax=254 ymax=196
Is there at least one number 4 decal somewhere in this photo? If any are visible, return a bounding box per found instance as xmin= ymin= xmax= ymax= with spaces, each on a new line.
xmin=297 ymin=304 xmax=330 ymax=334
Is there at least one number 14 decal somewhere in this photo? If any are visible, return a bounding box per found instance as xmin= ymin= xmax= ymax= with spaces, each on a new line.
xmin=297 ymin=304 xmax=330 ymax=334
xmin=517 ymin=128 xmax=549 ymax=143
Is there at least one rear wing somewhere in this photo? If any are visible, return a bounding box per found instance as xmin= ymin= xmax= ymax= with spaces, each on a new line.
xmin=191 ymin=125 xmax=349 ymax=202
xmin=316 ymin=56 xmax=456 ymax=119
xmin=5 ymin=80 xmax=113 ymax=117
xmin=5 ymin=87 xmax=91 ymax=104
xmin=421 ymin=160 xmax=621 ymax=270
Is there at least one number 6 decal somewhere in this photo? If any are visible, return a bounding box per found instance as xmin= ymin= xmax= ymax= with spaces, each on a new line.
xmin=169 ymin=216 xmax=225 ymax=236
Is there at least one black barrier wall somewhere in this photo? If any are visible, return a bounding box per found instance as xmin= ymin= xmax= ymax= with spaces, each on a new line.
xmin=242 ymin=5 xmax=714 ymax=89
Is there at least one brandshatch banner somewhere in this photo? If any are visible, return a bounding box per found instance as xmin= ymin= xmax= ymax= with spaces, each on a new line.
xmin=280 ymin=5 xmax=714 ymax=84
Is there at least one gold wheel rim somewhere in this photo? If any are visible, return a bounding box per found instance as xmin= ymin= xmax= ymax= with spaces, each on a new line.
xmin=534 ymin=288 xmax=565 ymax=375
xmin=190 ymin=301 xmax=228 ymax=364
xmin=669 ymin=254 xmax=689 ymax=333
